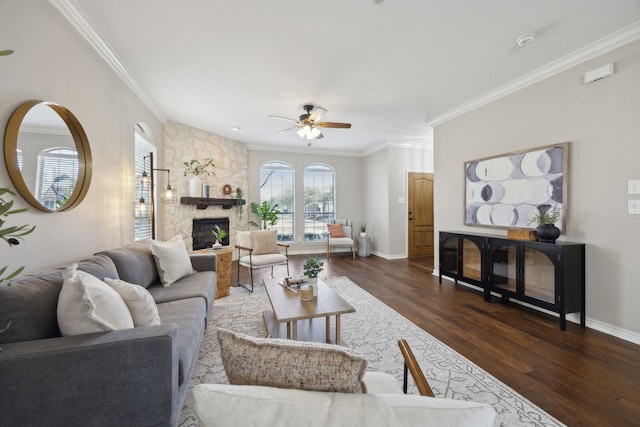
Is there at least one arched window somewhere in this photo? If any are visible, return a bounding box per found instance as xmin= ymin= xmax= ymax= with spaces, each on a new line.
xmin=35 ymin=147 xmax=78 ymax=210
xmin=259 ymin=161 xmax=295 ymax=242
xmin=134 ymin=124 xmax=156 ymax=241
xmin=303 ymin=163 xmax=335 ymax=242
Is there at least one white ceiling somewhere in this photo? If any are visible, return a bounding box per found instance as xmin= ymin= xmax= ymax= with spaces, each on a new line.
xmin=59 ymin=0 xmax=640 ymax=154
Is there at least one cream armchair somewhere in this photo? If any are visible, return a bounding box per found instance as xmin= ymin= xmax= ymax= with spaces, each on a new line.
xmin=235 ymin=230 xmax=289 ymax=293
xmin=326 ymin=219 xmax=356 ymax=258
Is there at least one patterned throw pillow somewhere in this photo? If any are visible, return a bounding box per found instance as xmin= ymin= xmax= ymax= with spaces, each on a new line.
xmin=217 ymin=328 xmax=368 ymax=393
xmin=327 ymin=223 xmax=345 ymax=238
xmin=250 ymin=230 xmax=279 ymax=255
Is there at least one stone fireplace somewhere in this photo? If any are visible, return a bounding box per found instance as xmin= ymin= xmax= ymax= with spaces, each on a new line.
xmin=192 ymin=218 xmax=230 ymax=250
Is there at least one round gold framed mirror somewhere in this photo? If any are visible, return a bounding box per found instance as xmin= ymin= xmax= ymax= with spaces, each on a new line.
xmin=4 ymin=100 xmax=92 ymax=212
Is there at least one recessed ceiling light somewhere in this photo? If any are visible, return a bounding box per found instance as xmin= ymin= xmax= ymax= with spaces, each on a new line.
xmin=230 ymin=126 xmax=242 ymax=131
xmin=516 ymin=33 xmax=536 ymax=47
xmin=373 ymin=0 xmax=384 ymax=4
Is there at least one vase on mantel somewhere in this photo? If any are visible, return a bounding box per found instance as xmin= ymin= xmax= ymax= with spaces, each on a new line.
xmin=189 ymin=176 xmax=203 ymax=197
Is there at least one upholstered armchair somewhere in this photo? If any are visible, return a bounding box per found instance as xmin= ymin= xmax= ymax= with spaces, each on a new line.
xmin=326 ymin=219 xmax=356 ymax=258
xmin=235 ymin=230 xmax=289 ymax=292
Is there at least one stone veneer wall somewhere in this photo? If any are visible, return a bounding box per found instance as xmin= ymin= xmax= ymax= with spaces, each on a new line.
xmin=161 ymin=121 xmax=249 ymax=254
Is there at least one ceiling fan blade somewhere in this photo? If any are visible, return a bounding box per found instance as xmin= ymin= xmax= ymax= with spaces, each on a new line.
xmin=317 ymin=122 xmax=351 ymax=129
xmin=275 ymin=126 xmax=297 ymax=134
xmin=309 ymin=107 xmax=327 ymax=122
xmin=268 ymin=115 xmax=298 ymax=123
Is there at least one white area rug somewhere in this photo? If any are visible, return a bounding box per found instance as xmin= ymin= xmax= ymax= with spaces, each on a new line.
xmin=179 ymin=276 xmax=565 ymax=427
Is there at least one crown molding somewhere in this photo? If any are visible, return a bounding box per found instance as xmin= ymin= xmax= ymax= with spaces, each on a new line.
xmin=49 ymin=0 xmax=166 ymax=122
xmin=246 ymin=143 xmax=364 ymax=157
xmin=428 ymin=21 xmax=640 ymax=127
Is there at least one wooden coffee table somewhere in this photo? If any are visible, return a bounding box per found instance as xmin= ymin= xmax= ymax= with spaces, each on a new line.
xmin=263 ymin=277 xmax=356 ymax=345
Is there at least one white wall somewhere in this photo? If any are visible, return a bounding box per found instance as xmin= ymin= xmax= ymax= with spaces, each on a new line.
xmin=434 ymin=40 xmax=640 ymax=339
xmin=0 ymin=1 xmax=161 ymax=274
xmin=248 ymin=149 xmax=364 ymax=255
xmin=363 ymin=146 xmax=434 ymax=258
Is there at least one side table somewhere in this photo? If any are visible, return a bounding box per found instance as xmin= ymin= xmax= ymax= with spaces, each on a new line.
xmin=213 ymin=247 xmax=233 ymax=299
xmin=357 ymin=235 xmax=371 ymax=257
xmin=193 ymin=247 xmax=232 ymax=299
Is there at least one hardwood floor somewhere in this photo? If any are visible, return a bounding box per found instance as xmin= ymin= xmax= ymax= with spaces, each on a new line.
xmin=234 ymin=253 xmax=640 ymax=427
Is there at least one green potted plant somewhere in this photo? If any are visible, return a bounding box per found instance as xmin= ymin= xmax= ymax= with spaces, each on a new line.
xmin=235 ymin=187 xmax=244 ymax=220
xmin=211 ymin=224 xmax=227 ymax=248
xmin=249 ymin=201 xmax=280 ymax=229
xmin=183 ymin=157 xmax=216 ymax=197
xmin=529 ymin=205 xmax=561 ymax=243
xmin=1 ymin=187 xmax=35 ymax=341
xmin=360 ymin=222 xmax=367 ymax=237
xmin=303 ymin=256 xmax=324 ymax=296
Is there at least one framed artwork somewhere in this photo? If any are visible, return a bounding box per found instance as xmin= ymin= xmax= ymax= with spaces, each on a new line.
xmin=464 ymin=142 xmax=569 ymax=231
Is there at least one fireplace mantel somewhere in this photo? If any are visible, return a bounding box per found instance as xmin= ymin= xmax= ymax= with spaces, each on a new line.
xmin=180 ymin=197 xmax=245 ymax=210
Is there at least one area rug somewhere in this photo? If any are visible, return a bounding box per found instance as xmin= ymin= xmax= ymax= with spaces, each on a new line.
xmin=178 ymin=276 xmax=565 ymax=427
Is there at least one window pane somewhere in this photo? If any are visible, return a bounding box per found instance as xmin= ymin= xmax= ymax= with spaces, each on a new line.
xmin=36 ymin=147 xmax=78 ymax=210
xmin=259 ymin=161 xmax=294 ymax=242
xmin=303 ymin=163 xmax=335 ymax=242
xmin=134 ymin=132 xmax=156 ymax=241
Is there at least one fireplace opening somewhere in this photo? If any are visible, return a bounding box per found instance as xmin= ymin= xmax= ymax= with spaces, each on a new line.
xmin=192 ymin=218 xmax=230 ymax=250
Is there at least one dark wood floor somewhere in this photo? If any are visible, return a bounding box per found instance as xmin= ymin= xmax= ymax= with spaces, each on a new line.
xmin=234 ymin=253 xmax=640 ymax=427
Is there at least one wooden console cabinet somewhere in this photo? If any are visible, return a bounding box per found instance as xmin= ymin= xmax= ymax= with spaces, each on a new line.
xmin=439 ymin=231 xmax=585 ymax=330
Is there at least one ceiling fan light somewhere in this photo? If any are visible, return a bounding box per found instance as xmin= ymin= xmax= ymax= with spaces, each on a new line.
xmin=310 ymin=127 xmax=321 ymax=138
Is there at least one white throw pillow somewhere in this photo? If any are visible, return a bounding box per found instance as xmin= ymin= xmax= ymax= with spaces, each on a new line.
xmin=149 ymin=234 xmax=193 ymax=287
xmin=104 ymin=278 xmax=161 ymax=327
xmin=57 ymin=264 xmax=134 ymax=336
xmin=193 ymin=384 xmax=496 ymax=427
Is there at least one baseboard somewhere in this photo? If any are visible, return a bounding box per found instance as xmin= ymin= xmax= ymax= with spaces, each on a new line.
xmin=433 ymin=271 xmax=640 ymax=346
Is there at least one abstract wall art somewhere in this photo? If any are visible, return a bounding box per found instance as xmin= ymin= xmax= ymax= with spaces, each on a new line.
xmin=464 ymin=142 xmax=569 ymax=231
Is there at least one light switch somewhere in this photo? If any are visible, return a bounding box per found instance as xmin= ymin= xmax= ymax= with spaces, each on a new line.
xmin=628 ymin=180 xmax=640 ymax=195
xmin=628 ymin=200 xmax=640 ymax=215
xmin=398 ymin=197 xmax=405 ymax=204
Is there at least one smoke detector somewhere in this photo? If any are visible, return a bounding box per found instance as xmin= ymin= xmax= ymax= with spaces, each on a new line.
xmin=516 ymin=33 xmax=536 ymax=47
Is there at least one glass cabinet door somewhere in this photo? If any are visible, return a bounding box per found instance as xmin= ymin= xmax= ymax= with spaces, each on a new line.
xmin=462 ymin=238 xmax=482 ymax=281
xmin=441 ymin=236 xmax=458 ymax=274
xmin=523 ymin=247 xmax=555 ymax=303
xmin=492 ymin=243 xmax=517 ymax=293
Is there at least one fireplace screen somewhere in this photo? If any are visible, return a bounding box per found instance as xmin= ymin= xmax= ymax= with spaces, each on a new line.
xmin=192 ymin=218 xmax=230 ymax=250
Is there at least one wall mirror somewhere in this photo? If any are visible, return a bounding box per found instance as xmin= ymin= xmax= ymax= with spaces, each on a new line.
xmin=4 ymin=100 xmax=92 ymax=212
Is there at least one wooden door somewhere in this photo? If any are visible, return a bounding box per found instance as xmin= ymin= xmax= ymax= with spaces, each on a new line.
xmin=408 ymin=172 xmax=434 ymax=256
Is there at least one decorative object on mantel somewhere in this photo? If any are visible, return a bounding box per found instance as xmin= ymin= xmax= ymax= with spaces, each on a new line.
xmin=249 ymin=201 xmax=280 ymax=229
xmin=183 ymin=157 xmax=215 ymax=197
xmin=222 ymin=184 xmax=232 ymax=195
xmin=529 ymin=205 xmax=561 ymax=243
xmin=464 ymin=142 xmax=568 ymax=231
xmin=180 ymin=197 xmax=245 ymax=210
xmin=211 ymin=225 xmax=227 ymax=248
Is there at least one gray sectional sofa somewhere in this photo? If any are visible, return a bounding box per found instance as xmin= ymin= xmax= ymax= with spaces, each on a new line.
xmin=0 ymin=241 xmax=217 ymax=427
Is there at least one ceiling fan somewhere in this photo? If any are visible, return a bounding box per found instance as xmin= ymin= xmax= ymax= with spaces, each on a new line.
xmin=269 ymin=104 xmax=351 ymax=145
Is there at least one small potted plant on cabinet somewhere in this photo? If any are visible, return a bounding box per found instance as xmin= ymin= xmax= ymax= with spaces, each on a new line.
xmin=360 ymin=222 xmax=367 ymax=237
xmin=303 ymin=256 xmax=324 ymax=296
xmin=529 ymin=205 xmax=561 ymax=243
